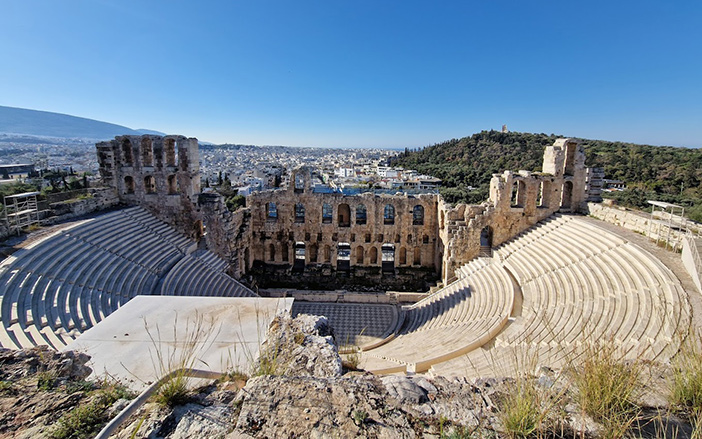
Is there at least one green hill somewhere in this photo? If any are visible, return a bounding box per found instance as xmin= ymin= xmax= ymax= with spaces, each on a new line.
xmin=391 ymin=130 xmax=702 ymax=220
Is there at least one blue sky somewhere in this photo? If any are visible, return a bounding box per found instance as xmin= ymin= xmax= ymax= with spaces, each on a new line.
xmin=2 ymin=1 xmax=701 ymax=148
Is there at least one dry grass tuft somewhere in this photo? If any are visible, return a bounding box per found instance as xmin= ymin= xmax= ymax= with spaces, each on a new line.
xmin=571 ymin=340 xmax=641 ymax=438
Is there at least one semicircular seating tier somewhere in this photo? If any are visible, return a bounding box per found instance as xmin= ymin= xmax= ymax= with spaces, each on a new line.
xmin=359 ymin=257 xmax=516 ymax=374
xmin=429 ymin=215 xmax=691 ymax=378
xmin=0 ymin=207 xmax=255 ymax=351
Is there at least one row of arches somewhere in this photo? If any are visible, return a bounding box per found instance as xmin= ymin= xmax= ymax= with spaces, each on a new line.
xmin=266 ymin=202 xmax=425 ymax=226
xmin=265 ymin=242 xmax=424 ymax=266
xmin=509 ymin=180 xmax=574 ymax=210
xmin=121 ymin=137 xmax=178 ymax=168
xmin=123 ymin=174 xmax=179 ymax=195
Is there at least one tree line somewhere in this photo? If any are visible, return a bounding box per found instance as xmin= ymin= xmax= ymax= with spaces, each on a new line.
xmin=391 ymin=130 xmax=702 ymax=221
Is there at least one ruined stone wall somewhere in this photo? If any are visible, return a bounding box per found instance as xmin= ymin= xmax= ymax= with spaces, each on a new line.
xmin=587 ymin=201 xmax=691 ymax=251
xmin=41 ymin=187 xmax=120 ymax=225
xmin=439 ymin=138 xmax=589 ymax=282
xmin=96 ymin=135 xmax=202 ymax=239
xmin=198 ymin=192 xmax=252 ymax=279
xmin=246 ymin=168 xmax=440 ymax=289
xmin=93 ymin=135 xmax=592 ymax=292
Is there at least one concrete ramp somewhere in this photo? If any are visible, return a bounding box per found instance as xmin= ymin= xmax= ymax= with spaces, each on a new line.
xmin=64 ymin=296 xmax=293 ymax=390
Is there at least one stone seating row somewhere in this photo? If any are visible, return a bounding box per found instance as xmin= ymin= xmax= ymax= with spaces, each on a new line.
xmin=159 ymin=251 xmax=255 ymax=298
xmin=362 ymin=258 xmax=514 ymax=373
xmin=0 ymin=207 xmax=224 ymax=351
xmin=429 ymin=216 xmax=690 ymax=378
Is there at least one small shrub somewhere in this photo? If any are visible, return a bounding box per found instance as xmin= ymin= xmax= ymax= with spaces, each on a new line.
xmin=154 ymin=373 xmax=191 ymax=407
xmin=0 ymin=380 xmax=13 ymax=394
xmin=253 ymin=345 xmax=281 ymax=376
xmin=37 ymin=370 xmax=57 ymax=391
xmin=65 ymin=380 xmax=95 ymax=394
xmin=225 ymin=369 xmax=249 ymax=383
xmin=441 ymin=425 xmax=475 ymax=439
xmin=352 ymin=409 xmax=368 ymax=426
xmin=49 ymin=383 xmax=135 ymax=439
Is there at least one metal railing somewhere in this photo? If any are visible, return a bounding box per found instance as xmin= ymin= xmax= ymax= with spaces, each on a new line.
xmin=95 ymin=368 xmax=224 ymax=439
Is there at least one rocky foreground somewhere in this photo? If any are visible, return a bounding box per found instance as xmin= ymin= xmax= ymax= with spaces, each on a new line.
xmin=0 ymin=315 xmax=696 ymax=438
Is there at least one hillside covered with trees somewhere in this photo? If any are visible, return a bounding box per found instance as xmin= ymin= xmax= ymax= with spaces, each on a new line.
xmin=391 ymin=130 xmax=702 ymax=221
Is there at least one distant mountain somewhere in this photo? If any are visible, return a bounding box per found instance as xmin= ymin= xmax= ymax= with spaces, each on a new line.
xmin=0 ymin=105 xmax=164 ymax=140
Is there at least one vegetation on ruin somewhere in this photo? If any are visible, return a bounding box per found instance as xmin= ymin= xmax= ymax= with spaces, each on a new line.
xmin=570 ymin=341 xmax=642 ymax=438
xmin=142 ymin=312 xmax=221 ymax=407
xmin=49 ymin=382 xmax=135 ymax=439
xmin=671 ymin=331 xmax=702 ymax=424
xmin=391 ymin=130 xmax=702 ymax=221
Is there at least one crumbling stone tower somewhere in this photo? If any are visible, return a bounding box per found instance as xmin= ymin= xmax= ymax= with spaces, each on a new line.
xmin=439 ymin=138 xmax=589 ymax=282
xmin=97 ymin=135 xmax=202 ymax=237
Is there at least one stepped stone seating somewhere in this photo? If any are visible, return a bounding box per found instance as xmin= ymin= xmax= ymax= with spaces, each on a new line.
xmin=430 ymin=215 xmax=691 ymax=378
xmin=159 ymin=250 xmax=255 ymax=298
xmin=0 ymin=207 xmax=255 ymax=351
xmin=360 ymin=258 xmax=515 ymax=373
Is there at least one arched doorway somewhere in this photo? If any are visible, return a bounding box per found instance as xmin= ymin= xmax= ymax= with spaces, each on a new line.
xmin=480 ymin=226 xmax=492 ymax=257
xmin=561 ymin=181 xmax=573 ymax=210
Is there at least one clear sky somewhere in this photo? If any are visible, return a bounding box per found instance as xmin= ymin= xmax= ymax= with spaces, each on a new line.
xmin=2 ymin=1 xmax=701 ymax=148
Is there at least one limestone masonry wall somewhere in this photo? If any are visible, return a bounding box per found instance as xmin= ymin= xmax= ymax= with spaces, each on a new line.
xmin=439 ymin=138 xmax=588 ymax=282
xmin=41 ymin=187 xmax=120 ymax=225
xmin=97 ymin=135 xmax=202 ymax=239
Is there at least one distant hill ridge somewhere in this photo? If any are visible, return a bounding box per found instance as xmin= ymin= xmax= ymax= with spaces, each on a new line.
xmin=0 ymin=105 xmax=164 ymax=140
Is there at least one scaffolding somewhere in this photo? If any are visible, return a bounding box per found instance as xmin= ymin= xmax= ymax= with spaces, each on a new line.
xmin=647 ymin=200 xmax=687 ymax=251
xmin=4 ymin=191 xmax=40 ymax=235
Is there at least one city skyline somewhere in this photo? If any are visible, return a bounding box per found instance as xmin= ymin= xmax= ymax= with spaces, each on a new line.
xmin=2 ymin=1 xmax=701 ymax=148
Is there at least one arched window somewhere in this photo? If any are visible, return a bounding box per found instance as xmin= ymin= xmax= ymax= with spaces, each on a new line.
xmin=295 ymin=203 xmax=305 ymax=223
xmin=412 ymin=205 xmax=424 ymax=225
xmin=322 ymin=203 xmax=333 ymax=224
xmin=141 ymin=137 xmax=153 ymax=166
xmin=268 ymin=244 xmax=276 ymax=262
xmin=144 ymin=175 xmax=156 ymax=194
xmin=294 ymin=173 xmax=304 ymax=193
xmin=338 ymin=204 xmax=350 ymax=227
xmin=422 ymin=235 xmax=429 ymax=244
xmin=539 ymin=181 xmax=551 ymax=208
xmin=355 ymin=246 xmax=364 ymax=264
xmin=167 ymin=175 xmax=178 ymax=194
xmin=124 ymin=176 xmax=135 ymax=194
xmin=122 ymin=139 xmax=133 ymax=165
xmin=480 ymin=226 xmax=492 ymax=248
xmin=561 ymin=181 xmax=573 ymax=209
xmin=355 ymin=204 xmax=367 ymax=225
xmin=384 ymin=204 xmax=395 ymax=225
xmin=369 ymin=247 xmax=378 ymax=264
xmin=164 ymin=138 xmax=177 ymax=167
xmin=510 ymin=181 xmax=520 ymax=207
xmin=266 ymin=202 xmax=278 ymax=221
